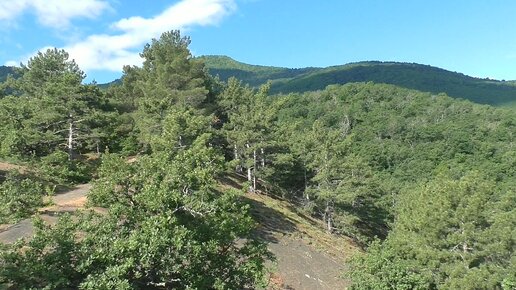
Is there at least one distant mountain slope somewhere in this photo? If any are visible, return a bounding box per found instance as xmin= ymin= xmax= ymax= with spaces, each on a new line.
xmin=0 ymin=65 xmax=119 ymax=90
xmin=0 ymin=66 xmax=15 ymax=83
xmin=200 ymin=56 xmax=516 ymax=107
xmin=197 ymin=55 xmax=318 ymax=87
xmin=97 ymin=78 xmax=121 ymax=90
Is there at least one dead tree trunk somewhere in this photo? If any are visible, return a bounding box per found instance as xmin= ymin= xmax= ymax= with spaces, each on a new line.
xmin=253 ymin=149 xmax=257 ymax=191
xmin=260 ymin=148 xmax=265 ymax=167
xmin=245 ymin=143 xmax=254 ymax=192
xmin=234 ymin=144 xmax=242 ymax=173
xmin=67 ymin=115 xmax=74 ymax=160
xmin=325 ymin=200 xmax=333 ymax=233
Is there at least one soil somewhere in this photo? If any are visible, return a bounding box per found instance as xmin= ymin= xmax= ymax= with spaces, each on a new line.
xmin=244 ymin=192 xmax=355 ymax=290
xmin=0 ymin=162 xmax=28 ymax=174
xmin=221 ymin=174 xmax=357 ymax=290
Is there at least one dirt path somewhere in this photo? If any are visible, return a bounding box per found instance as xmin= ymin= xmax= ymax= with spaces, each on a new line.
xmin=267 ymin=238 xmax=346 ymax=289
xmin=0 ymin=162 xmax=27 ymax=172
xmin=0 ymin=162 xmax=29 ymax=178
xmin=0 ymin=184 xmax=91 ymax=244
xmin=41 ymin=183 xmax=91 ymax=210
xmin=244 ymin=192 xmax=355 ymax=290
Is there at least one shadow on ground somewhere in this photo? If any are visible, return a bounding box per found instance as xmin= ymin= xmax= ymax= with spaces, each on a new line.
xmin=241 ymin=193 xmax=351 ymax=290
xmin=242 ymin=196 xmax=298 ymax=244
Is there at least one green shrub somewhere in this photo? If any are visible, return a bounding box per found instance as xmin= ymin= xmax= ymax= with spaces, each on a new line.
xmin=38 ymin=151 xmax=90 ymax=184
xmin=0 ymin=171 xmax=44 ymax=223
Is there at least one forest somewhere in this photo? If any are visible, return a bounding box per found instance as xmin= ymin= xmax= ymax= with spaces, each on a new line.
xmin=0 ymin=30 xmax=514 ymax=289
xmin=200 ymin=55 xmax=516 ymax=107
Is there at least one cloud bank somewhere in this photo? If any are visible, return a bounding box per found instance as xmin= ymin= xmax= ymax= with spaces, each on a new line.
xmin=5 ymin=0 xmax=236 ymax=74
xmin=0 ymin=0 xmax=110 ymax=28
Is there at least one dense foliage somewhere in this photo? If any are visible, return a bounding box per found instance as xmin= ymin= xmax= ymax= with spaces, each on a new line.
xmin=202 ymin=55 xmax=516 ymax=107
xmin=0 ymin=171 xmax=44 ymax=224
xmin=1 ymin=143 xmax=268 ymax=289
xmin=0 ymin=48 xmax=122 ymax=184
xmin=349 ymin=173 xmax=515 ymax=289
xmin=198 ymin=55 xmax=318 ymax=87
xmin=1 ymin=31 xmax=514 ymax=289
xmin=212 ymin=79 xmax=515 ymax=288
xmin=0 ymin=66 xmax=15 ymax=83
xmin=0 ymin=31 xmax=269 ymax=289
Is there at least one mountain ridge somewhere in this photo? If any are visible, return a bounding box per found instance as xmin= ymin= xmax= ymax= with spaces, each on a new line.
xmin=3 ymin=57 xmax=516 ymax=107
xmin=199 ymin=55 xmax=516 ymax=107
xmin=197 ymin=55 xmax=320 ymax=87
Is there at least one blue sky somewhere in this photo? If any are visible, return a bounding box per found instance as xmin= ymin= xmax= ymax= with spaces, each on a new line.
xmin=1 ymin=0 xmax=516 ymax=83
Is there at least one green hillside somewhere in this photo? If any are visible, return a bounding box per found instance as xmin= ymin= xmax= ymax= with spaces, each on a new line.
xmin=197 ymin=55 xmax=318 ymax=87
xmin=97 ymin=78 xmax=121 ymax=90
xmin=201 ymin=56 xmax=516 ymax=107
xmin=0 ymin=66 xmax=15 ymax=83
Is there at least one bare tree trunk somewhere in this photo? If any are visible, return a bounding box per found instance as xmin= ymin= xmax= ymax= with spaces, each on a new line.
xmin=253 ymin=149 xmax=257 ymax=191
xmin=244 ymin=144 xmax=252 ymax=191
xmin=325 ymin=200 xmax=333 ymax=233
xmin=234 ymin=144 xmax=242 ymax=173
xmin=247 ymin=167 xmax=253 ymax=192
xmin=260 ymin=148 xmax=265 ymax=167
xmin=327 ymin=215 xmax=332 ymax=233
xmin=247 ymin=167 xmax=252 ymax=182
xmin=67 ymin=116 xmax=74 ymax=160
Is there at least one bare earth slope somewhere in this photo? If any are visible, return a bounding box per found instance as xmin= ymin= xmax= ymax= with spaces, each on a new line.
xmin=246 ymin=192 xmax=356 ymax=290
xmin=221 ymin=175 xmax=357 ymax=290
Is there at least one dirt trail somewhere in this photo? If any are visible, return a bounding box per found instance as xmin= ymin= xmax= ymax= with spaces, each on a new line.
xmin=245 ymin=192 xmax=355 ymax=290
xmin=0 ymin=184 xmax=91 ymax=244
xmin=41 ymin=183 xmax=91 ymax=210
xmin=0 ymin=162 xmax=28 ymax=175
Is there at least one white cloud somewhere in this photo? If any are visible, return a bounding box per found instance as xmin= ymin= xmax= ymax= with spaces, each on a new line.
xmin=0 ymin=0 xmax=110 ymax=28
xmin=4 ymin=60 xmax=18 ymax=67
xmin=5 ymin=0 xmax=236 ymax=74
xmin=0 ymin=1 xmax=28 ymax=22
xmin=63 ymin=0 xmax=236 ymax=72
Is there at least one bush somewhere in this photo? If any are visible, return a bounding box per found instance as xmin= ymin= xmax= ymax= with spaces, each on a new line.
xmin=348 ymin=240 xmax=432 ymax=290
xmin=38 ymin=151 xmax=90 ymax=185
xmin=0 ymin=171 xmax=44 ymax=223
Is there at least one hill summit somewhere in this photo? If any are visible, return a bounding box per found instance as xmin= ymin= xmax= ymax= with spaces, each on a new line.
xmin=199 ymin=55 xmax=516 ymax=107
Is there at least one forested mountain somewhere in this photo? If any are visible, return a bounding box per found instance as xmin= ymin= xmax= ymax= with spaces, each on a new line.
xmin=200 ymin=55 xmax=516 ymax=107
xmin=197 ymin=55 xmax=318 ymax=87
xmin=1 ymin=32 xmax=514 ymax=289
xmin=0 ymin=66 xmax=15 ymax=83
